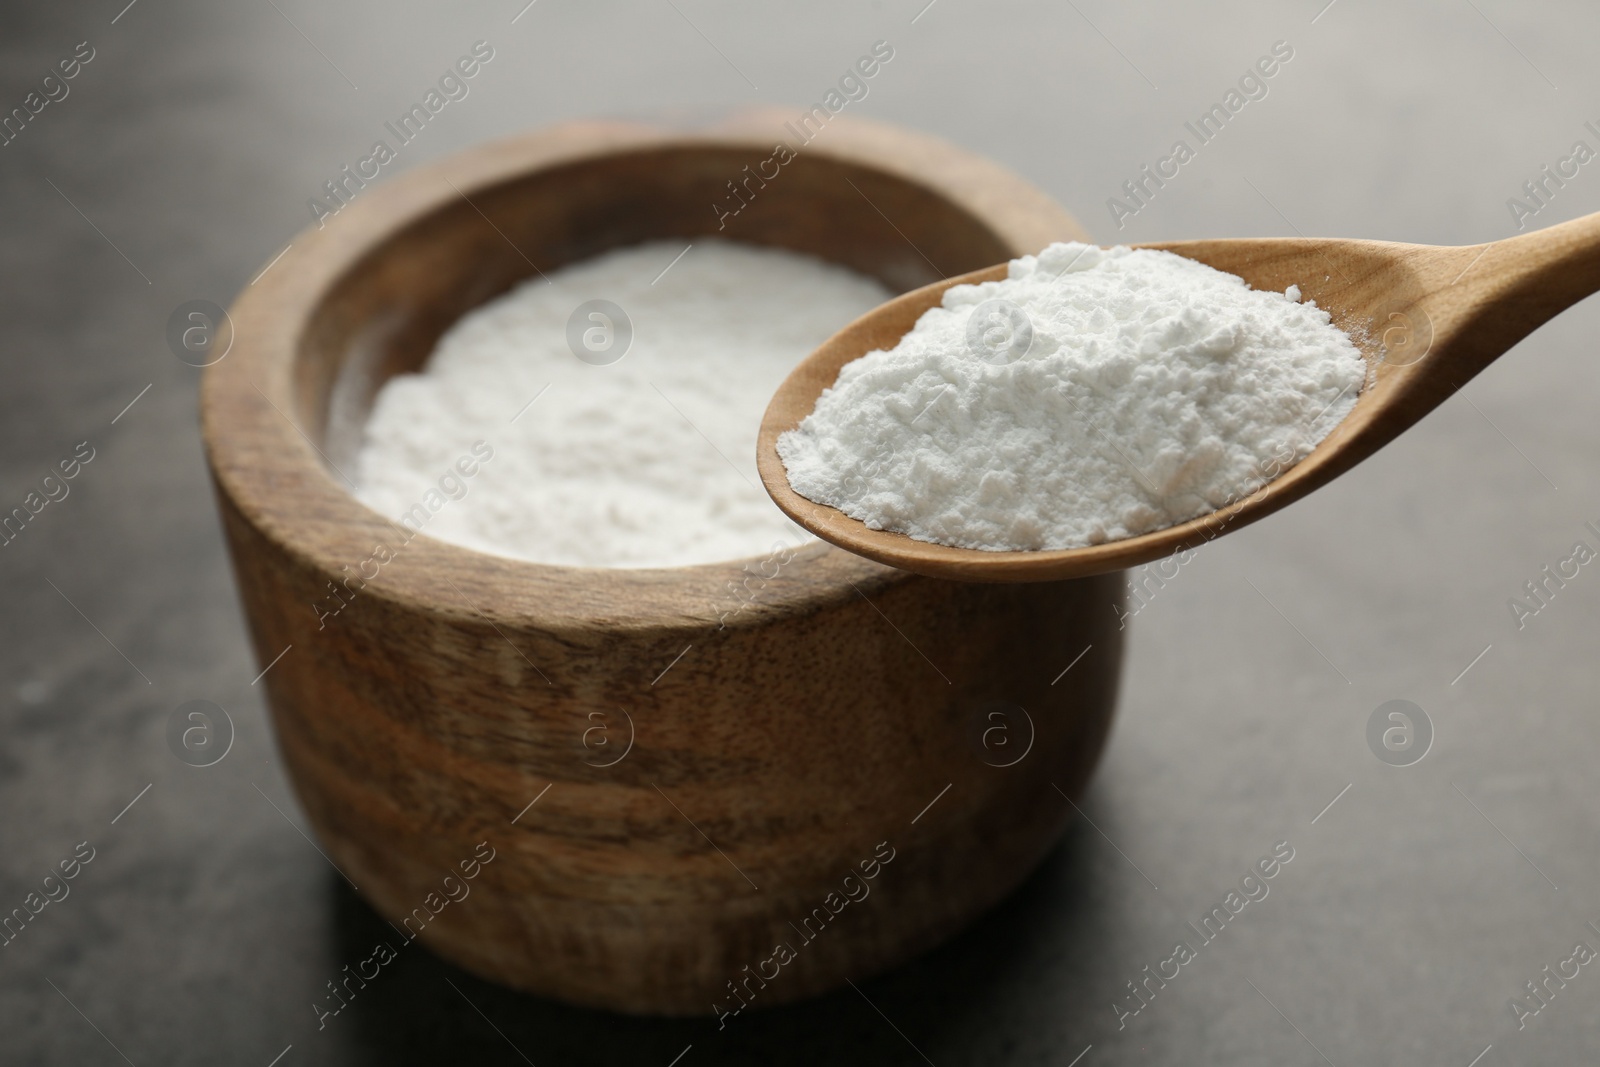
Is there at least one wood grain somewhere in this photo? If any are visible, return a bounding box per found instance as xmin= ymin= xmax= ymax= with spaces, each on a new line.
xmin=201 ymin=114 xmax=1124 ymax=1014
xmin=759 ymin=214 xmax=1600 ymax=581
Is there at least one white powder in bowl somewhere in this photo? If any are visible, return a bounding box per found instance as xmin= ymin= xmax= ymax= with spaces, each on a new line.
xmin=354 ymin=239 xmax=892 ymax=568
xmin=777 ymin=242 xmax=1366 ymax=550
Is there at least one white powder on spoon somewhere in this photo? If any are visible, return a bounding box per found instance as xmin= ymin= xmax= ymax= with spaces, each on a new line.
xmin=777 ymin=242 xmax=1366 ymax=550
xmin=355 ymin=239 xmax=892 ymax=568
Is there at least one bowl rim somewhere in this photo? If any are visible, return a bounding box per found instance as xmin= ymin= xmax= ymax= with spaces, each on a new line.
xmin=200 ymin=111 xmax=1089 ymax=631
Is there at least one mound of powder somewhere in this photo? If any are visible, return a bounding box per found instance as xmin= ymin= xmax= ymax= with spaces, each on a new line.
xmin=777 ymin=242 xmax=1366 ymax=550
xmin=355 ymin=239 xmax=892 ymax=568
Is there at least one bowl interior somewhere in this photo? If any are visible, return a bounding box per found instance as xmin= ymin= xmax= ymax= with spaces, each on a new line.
xmin=298 ymin=144 xmax=1022 ymax=469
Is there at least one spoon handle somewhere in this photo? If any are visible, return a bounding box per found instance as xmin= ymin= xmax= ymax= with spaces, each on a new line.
xmin=1428 ymin=208 xmax=1600 ymax=385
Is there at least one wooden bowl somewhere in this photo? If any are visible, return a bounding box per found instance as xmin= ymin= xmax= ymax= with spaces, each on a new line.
xmin=201 ymin=113 xmax=1126 ymax=1015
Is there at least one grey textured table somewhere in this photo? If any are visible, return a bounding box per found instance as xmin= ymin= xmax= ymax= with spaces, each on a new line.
xmin=4 ymin=1 xmax=1599 ymax=1063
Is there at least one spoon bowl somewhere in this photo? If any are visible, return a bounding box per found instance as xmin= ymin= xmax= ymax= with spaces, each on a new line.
xmin=759 ymin=213 xmax=1600 ymax=581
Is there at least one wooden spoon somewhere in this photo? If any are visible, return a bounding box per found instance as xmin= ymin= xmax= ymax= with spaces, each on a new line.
xmin=758 ymin=212 xmax=1600 ymax=582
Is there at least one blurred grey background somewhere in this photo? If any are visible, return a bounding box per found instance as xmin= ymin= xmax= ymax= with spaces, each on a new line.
xmin=3 ymin=0 xmax=1599 ymax=1063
